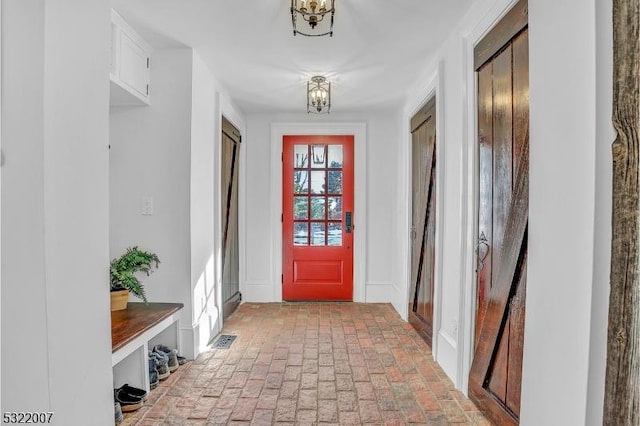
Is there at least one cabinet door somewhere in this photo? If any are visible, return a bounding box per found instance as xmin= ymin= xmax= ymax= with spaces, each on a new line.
xmin=118 ymin=30 xmax=149 ymax=98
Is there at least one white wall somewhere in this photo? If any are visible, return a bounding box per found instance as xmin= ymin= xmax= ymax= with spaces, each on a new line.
xmin=243 ymin=111 xmax=403 ymax=311
xmin=521 ymin=1 xmax=601 ymax=424
xmin=190 ymin=52 xmax=220 ymax=353
xmin=366 ymin=113 xmax=401 ymax=302
xmin=190 ymin=51 xmax=246 ymax=354
xmin=402 ymin=39 xmax=468 ymax=379
xmin=2 ymin=0 xmax=113 ymax=424
xmin=111 ymin=46 xmax=246 ymax=359
xmin=400 ymin=0 xmax=496 ymax=385
xmin=110 ymin=48 xmax=195 ymax=356
xmin=2 ymin=0 xmax=49 ymax=412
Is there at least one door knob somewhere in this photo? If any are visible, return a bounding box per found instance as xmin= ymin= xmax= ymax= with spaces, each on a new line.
xmin=346 ymin=212 xmax=352 ymax=233
xmin=476 ymin=231 xmax=490 ymax=272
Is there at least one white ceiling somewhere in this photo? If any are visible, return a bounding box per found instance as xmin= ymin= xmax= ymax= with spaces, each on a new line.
xmin=111 ymin=0 xmax=475 ymax=114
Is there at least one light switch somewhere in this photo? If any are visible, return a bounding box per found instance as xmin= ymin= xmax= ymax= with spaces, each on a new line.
xmin=141 ymin=196 xmax=153 ymax=215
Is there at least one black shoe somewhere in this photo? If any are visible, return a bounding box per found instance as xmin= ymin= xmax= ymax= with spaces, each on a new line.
xmin=114 ymin=388 xmax=143 ymax=412
xmin=116 ymin=383 xmax=147 ymax=402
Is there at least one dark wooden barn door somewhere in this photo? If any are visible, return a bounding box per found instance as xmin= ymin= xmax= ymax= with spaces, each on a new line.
xmin=221 ymin=117 xmax=241 ymax=319
xmin=469 ymin=1 xmax=528 ymax=424
xmin=408 ymin=98 xmax=437 ymax=345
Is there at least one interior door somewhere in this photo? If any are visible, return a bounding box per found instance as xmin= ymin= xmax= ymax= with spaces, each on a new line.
xmin=221 ymin=117 xmax=241 ymax=319
xmin=470 ymin=1 xmax=528 ymax=424
xmin=408 ymin=98 xmax=437 ymax=345
xmin=282 ymin=135 xmax=354 ymax=300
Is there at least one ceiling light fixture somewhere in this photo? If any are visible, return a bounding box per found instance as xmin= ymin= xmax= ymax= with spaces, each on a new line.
xmin=307 ymin=76 xmax=331 ymax=114
xmin=291 ymin=0 xmax=335 ymax=37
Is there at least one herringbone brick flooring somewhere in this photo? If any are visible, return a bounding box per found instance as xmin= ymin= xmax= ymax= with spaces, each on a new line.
xmin=122 ymin=303 xmax=490 ymax=425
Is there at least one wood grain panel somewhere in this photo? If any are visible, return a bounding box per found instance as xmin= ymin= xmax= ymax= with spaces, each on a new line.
xmin=474 ymin=0 xmax=528 ymax=70
xmin=422 ymin=144 xmax=437 ymax=323
xmin=492 ymin=45 xmax=513 ymax=275
xmin=476 ymin=63 xmax=494 ymax=346
xmin=506 ymin=252 xmax=527 ymax=414
xmin=470 ymin=135 xmax=528 ymax=426
xmin=111 ymin=303 xmax=184 ymax=352
xmin=604 ymin=0 xmax=640 ymax=423
xmin=512 ymin=30 xmax=529 ymax=182
xmin=221 ymin=121 xmax=241 ymax=317
xmin=487 ymin=46 xmax=513 ymax=404
xmin=505 ymin=28 xmax=529 ymax=417
xmin=474 ymin=130 xmax=528 ymax=423
xmin=416 ymin=123 xmax=433 ymax=320
xmin=411 ymin=97 xmax=437 ymax=132
xmin=410 ymin=128 xmax=424 ymax=300
xmin=221 ymin=132 xmax=233 ymax=269
xmin=417 ymin=118 xmax=436 ymax=322
xmin=488 ymin=317 xmax=509 ymax=402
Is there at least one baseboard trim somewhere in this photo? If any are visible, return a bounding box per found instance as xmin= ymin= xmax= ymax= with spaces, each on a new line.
xmin=242 ymin=283 xmax=275 ymax=302
xmin=436 ymin=330 xmax=459 ymax=384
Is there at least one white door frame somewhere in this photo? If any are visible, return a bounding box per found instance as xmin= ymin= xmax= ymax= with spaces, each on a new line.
xmin=270 ymin=122 xmax=367 ymax=302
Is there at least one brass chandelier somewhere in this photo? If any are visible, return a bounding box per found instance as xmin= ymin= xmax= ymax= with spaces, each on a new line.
xmin=290 ymin=0 xmax=335 ymax=37
xmin=307 ymin=76 xmax=331 ymax=114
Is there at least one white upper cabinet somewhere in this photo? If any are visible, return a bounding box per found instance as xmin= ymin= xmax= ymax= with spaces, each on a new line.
xmin=110 ymin=10 xmax=152 ymax=106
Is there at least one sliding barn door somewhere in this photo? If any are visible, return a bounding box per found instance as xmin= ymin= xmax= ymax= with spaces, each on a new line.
xmin=408 ymin=98 xmax=437 ymax=344
xmin=221 ymin=117 xmax=241 ymax=319
xmin=470 ymin=1 xmax=528 ymax=424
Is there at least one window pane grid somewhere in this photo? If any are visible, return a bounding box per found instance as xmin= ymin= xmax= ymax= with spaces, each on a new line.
xmin=292 ymin=143 xmax=344 ymax=247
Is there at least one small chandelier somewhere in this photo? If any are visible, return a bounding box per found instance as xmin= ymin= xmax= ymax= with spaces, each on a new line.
xmin=291 ymin=0 xmax=335 ymax=37
xmin=307 ymin=76 xmax=331 ymax=114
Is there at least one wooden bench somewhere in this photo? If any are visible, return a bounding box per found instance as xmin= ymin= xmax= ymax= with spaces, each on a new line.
xmin=111 ymin=302 xmax=183 ymax=391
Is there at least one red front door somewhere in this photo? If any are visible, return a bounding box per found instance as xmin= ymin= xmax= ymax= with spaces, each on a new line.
xmin=282 ymin=135 xmax=354 ymax=300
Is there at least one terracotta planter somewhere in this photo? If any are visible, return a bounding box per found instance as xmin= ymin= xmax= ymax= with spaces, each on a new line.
xmin=110 ymin=289 xmax=129 ymax=311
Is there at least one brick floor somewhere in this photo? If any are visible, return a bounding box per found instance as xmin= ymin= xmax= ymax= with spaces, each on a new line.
xmin=121 ymin=303 xmax=491 ymax=425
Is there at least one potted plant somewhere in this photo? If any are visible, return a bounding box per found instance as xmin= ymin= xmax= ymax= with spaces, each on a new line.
xmin=110 ymin=246 xmax=160 ymax=311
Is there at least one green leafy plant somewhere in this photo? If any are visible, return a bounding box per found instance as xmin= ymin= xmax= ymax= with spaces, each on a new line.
xmin=110 ymin=246 xmax=160 ymax=305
